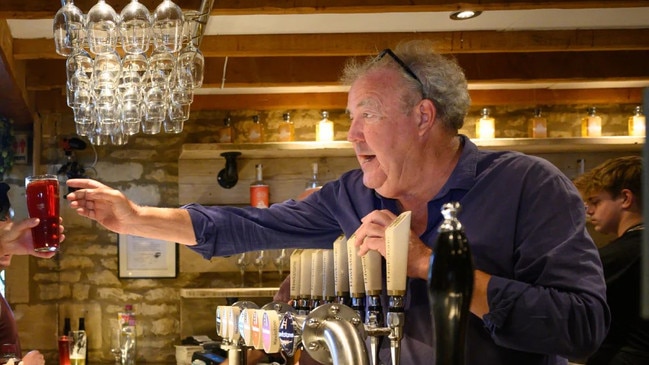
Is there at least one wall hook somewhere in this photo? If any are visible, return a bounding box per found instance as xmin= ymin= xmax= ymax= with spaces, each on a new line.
xmin=217 ymin=151 xmax=242 ymax=189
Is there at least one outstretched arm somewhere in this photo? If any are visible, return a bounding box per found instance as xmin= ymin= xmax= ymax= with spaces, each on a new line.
xmin=66 ymin=179 xmax=197 ymax=246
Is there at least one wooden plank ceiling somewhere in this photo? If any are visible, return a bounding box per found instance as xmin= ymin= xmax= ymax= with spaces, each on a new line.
xmin=1 ymin=0 xmax=649 ymax=129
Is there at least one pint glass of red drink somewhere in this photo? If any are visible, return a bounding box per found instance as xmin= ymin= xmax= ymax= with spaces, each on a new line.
xmin=25 ymin=174 xmax=60 ymax=252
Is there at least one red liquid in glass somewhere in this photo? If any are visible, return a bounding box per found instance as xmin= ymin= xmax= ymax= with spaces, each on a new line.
xmin=26 ymin=178 xmax=60 ymax=251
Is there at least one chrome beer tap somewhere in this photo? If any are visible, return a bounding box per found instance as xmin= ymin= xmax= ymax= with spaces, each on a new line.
xmin=346 ymin=233 xmax=366 ymax=323
xmin=385 ymin=211 xmax=412 ymax=365
xmin=301 ymin=303 xmax=369 ymax=365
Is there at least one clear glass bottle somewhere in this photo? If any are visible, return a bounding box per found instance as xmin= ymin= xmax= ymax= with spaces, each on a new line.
xmin=476 ymin=108 xmax=495 ymax=139
xmin=305 ymin=162 xmax=321 ymax=189
xmin=527 ymin=108 xmax=548 ymax=138
xmin=78 ymin=318 xmax=88 ymax=365
xmin=316 ymin=111 xmax=334 ymax=142
xmin=250 ymin=164 xmax=269 ymax=208
xmin=218 ymin=116 xmax=233 ymax=143
xmin=628 ymin=105 xmax=645 ymax=137
xmin=247 ymin=115 xmax=263 ymax=143
xmin=119 ymin=305 xmax=137 ymax=365
xmin=581 ymin=107 xmax=602 ymax=137
xmin=278 ymin=112 xmax=295 ymax=142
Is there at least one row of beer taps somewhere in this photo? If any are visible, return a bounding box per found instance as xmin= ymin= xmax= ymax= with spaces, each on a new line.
xmin=216 ymin=211 xmax=413 ymax=365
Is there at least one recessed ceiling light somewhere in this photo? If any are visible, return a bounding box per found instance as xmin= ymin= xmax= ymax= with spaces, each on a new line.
xmin=450 ymin=10 xmax=483 ymax=20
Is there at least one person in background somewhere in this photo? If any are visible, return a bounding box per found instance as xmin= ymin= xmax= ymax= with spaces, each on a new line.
xmin=65 ymin=40 xmax=609 ymax=365
xmin=1 ymin=182 xmax=62 ymax=365
xmin=1 ymin=217 xmax=61 ymax=365
xmin=573 ymin=156 xmax=649 ymax=365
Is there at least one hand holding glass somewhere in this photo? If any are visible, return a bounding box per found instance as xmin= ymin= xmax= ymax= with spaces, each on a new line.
xmin=25 ymin=175 xmax=60 ymax=252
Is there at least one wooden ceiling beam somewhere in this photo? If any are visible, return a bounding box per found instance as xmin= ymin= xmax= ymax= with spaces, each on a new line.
xmin=23 ymin=51 xmax=649 ymax=91
xmin=32 ymin=87 xmax=644 ymax=114
xmin=12 ymin=28 xmax=649 ymax=61
xmin=0 ymin=19 xmax=32 ymax=128
xmin=2 ymin=0 xmax=649 ymax=18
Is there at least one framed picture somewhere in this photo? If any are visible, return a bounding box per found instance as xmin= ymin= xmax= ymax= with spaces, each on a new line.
xmin=118 ymin=234 xmax=178 ymax=278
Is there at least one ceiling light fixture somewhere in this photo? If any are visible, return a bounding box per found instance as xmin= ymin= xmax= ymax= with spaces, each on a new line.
xmin=449 ymin=10 xmax=483 ymax=20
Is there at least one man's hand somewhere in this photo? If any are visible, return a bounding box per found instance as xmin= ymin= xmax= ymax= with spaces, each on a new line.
xmin=352 ymin=209 xmax=432 ymax=279
xmin=66 ymin=178 xmax=139 ymax=234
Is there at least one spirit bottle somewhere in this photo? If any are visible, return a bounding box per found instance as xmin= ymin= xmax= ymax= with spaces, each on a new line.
xmin=527 ymin=108 xmax=548 ymax=138
xmin=476 ymin=108 xmax=495 ymax=139
xmin=278 ymin=112 xmax=295 ymax=142
xmin=305 ymin=162 xmax=321 ymax=189
xmin=628 ymin=105 xmax=645 ymax=137
xmin=218 ymin=116 xmax=233 ymax=143
xmin=316 ymin=111 xmax=334 ymax=142
xmin=250 ymin=164 xmax=269 ymax=208
xmin=428 ymin=202 xmax=474 ymax=365
xmin=118 ymin=305 xmax=137 ymax=365
xmin=247 ymin=115 xmax=263 ymax=143
xmin=580 ymin=107 xmax=602 ymax=137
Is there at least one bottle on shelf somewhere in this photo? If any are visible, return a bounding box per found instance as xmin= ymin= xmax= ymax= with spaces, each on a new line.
xmin=316 ymin=111 xmax=334 ymax=142
xmin=218 ymin=116 xmax=233 ymax=143
xmin=118 ymin=305 xmax=136 ymax=365
xmin=247 ymin=115 xmax=263 ymax=143
xmin=78 ymin=317 xmax=88 ymax=365
xmin=628 ymin=105 xmax=645 ymax=137
xmin=64 ymin=317 xmax=72 ymax=335
xmin=476 ymin=107 xmax=495 ymax=139
xmin=278 ymin=112 xmax=295 ymax=142
xmin=527 ymin=108 xmax=548 ymax=138
xmin=580 ymin=107 xmax=602 ymax=137
xmin=305 ymin=162 xmax=321 ymax=190
xmin=250 ymin=164 xmax=269 ymax=208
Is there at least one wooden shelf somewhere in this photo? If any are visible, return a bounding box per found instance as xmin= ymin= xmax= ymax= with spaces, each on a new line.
xmin=180 ymin=287 xmax=280 ymax=298
xmin=180 ymin=137 xmax=644 ymax=160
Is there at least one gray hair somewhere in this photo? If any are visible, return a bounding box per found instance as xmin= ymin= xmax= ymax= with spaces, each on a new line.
xmin=341 ymin=40 xmax=471 ymax=130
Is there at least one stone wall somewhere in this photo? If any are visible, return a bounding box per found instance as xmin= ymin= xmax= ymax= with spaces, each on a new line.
xmin=3 ymin=102 xmax=643 ymax=364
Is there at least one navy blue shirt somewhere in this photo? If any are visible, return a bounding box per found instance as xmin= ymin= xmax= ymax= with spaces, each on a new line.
xmin=185 ymin=136 xmax=609 ymax=365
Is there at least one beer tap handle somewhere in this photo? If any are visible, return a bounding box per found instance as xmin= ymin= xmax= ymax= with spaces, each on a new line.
xmin=299 ymin=250 xmax=314 ymax=313
xmin=289 ymin=249 xmax=303 ymax=310
xmin=332 ymin=235 xmax=350 ymax=304
xmin=322 ymin=249 xmax=335 ymax=303
xmin=384 ymin=211 xmax=411 ymax=365
xmin=361 ymin=249 xmax=383 ymax=297
xmin=385 ymin=211 xmax=411 ymax=297
xmin=347 ymin=234 xmax=366 ymax=321
xmin=310 ymin=249 xmax=324 ymax=307
xmin=361 ymin=247 xmax=383 ymax=365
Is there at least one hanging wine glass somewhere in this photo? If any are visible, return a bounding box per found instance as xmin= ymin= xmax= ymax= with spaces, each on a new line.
xmin=120 ymin=0 xmax=151 ymax=54
xmin=53 ymin=0 xmax=85 ymax=56
xmin=152 ymin=0 xmax=184 ymax=53
xmin=177 ymin=44 xmax=204 ymax=89
xmin=86 ymin=0 xmax=120 ymax=55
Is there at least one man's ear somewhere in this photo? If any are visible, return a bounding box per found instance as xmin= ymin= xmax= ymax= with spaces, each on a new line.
xmin=418 ymin=99 xmax=436 ymax=133
xmin=620 ymin=189 xmax=636 ymax=209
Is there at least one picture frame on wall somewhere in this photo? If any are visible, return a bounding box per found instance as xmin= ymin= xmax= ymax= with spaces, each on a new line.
xmin=118 ymin=234 xmax=178 ymax=278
